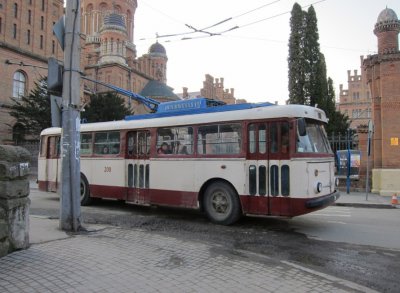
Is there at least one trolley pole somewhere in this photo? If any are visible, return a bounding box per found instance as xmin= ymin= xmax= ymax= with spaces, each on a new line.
xmin=60 ymin=0 xmax=82 ymax=231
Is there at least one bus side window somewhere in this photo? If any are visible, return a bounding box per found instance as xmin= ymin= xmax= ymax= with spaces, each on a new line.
xmin=40 ymin=137 xmax=47 ymax=157
xmin=259 ymin=124 xmax=267 ymax=154
xmin=94 ymin=131 xmax=120 ymax=155
xmin=248 ymin=124 xmax=256 ymax=154
xmin=81 ymin=133 xmax=93 ymax=156
xmin=127 ymin=133 xmax=136 ymax=156
xmin=157 ymin=127 xmax=193 ymax=155
xmin=47 ymin=136 xmax=60 ymax=158
xmin=270 ymin=123 xmax=278 ymax=153
xmin=198 ymin=124 xmax=241 ymax=155
xmin=281 ymin=122 xmax=289 ymax=154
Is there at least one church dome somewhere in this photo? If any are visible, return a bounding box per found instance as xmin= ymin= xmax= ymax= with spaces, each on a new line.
xmin=377 ymin=8 xmax=398 ymax=23
xmin=374 ymin=7 xmax=400 ymax=35
xmin=148 ymin=41 xmax=166 ymax=56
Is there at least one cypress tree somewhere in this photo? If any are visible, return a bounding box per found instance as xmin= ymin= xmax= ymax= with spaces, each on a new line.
xmin=288 ymin=3 xmax=306 ymax=104
xmin=304 ymin=6 xmax=322 ymax=107
xmin=287 ymin=3 xmax=350 ymax=135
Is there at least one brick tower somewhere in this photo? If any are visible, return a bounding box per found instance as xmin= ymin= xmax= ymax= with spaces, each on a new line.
xmin=363 ymin=7 xmax=400 ymax=195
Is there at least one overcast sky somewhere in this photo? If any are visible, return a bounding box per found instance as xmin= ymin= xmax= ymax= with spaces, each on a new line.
xmin=134 ymin=0 xmax=400 ymax=104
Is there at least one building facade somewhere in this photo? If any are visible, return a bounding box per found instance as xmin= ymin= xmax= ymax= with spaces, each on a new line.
xmin=0 ymin=0 xmax=179 ymax=144
xmin=81 ymin=0 xmax=178 ymax=114
xmin=363 ymin=7 xmax=400 ymax=195
xmin=338 ymin=61 xmax=371 ymax=130
xmin=180 ymin=74 xmax=246 ymax=105
xmin=0 ymin=0 xmax=64 ymax=143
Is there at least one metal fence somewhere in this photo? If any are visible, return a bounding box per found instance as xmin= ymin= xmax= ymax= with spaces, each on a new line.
xmin=328 ymin=132 xmax=357 ymax=153
xmin=15 ymin=140 xmax=40 ymax=176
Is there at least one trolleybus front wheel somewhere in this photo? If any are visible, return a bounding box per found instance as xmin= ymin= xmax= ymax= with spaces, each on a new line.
xmin=80 ymin=174 xmax=93 ymax=206
xmin=203 ymin=181 xmax=241 ymax=225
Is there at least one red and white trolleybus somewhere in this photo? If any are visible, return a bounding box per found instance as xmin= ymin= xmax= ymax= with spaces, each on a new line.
xmin=38 ymin=100 xmax=340 ymax=225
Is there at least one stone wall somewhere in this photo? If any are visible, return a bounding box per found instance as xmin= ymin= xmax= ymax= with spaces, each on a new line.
xmin=0 ymin=145 xmax=31 ymax=257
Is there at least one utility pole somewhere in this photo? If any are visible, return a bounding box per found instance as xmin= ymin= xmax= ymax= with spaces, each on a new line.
xmin=60 ymin=0 xmax=82 ymax=231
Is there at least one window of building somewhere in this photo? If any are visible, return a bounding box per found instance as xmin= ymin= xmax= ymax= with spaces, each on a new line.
xmin=13 ymin=24 xmax=17 ymax=38
xmin=27 ymin=30 xmax=30 ymax=44
xmin=28 ymin=10 xmax=32 ymax=24
xmin=52 ymin=40 xmax=55 ymax=54
xmin=40 ymin=35 xmax=43 ymax=49
xmin=12 ymin=71 xmax=27 ymax=98
xmin=0 ymin=18 xmax=2 ymax=33
xmin=41 ymin=0 xmax=45 ymax=11
xmin=41 ymin=16 xmax=44 ymax=30
xmin=14 ymin=3 xmax=18 ymax=18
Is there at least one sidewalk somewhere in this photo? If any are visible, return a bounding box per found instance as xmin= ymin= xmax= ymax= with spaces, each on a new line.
xmin=0 ymin=184 xmax=390 ymax=292
xmin=335 ymin=189 xmax=396 ymax=209
xmin=0 ymin=216 xmax=378 ymax=293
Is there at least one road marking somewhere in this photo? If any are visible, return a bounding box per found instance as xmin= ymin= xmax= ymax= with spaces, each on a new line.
xmin=326 ymin=220 xmax=347 ymax=224
xmin=312 ymin=213 xmax=351 ymax=217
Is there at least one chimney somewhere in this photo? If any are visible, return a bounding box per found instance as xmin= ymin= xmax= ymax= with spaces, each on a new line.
xmin=182 ymin=87 xmax=188 ymax=99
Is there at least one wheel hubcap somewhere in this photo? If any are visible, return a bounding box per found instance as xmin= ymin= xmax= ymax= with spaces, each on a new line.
xmin=211 ymin=191 xmax=229 ymax=214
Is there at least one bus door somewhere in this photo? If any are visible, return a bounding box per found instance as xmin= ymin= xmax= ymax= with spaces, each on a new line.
xmin=126 ymin=131 xmax=151 ymax=205
xmin=247 ymin=123 xmax=269 ymax=214
xmin=268 ymin=121 xmax=291 ymax=216
xmin=45 ymin=136 xmax=60 ymax=192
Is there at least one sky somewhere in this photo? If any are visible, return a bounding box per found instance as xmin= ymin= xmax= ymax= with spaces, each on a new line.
xmin=133 ymin=0 xmax=400 ymax=105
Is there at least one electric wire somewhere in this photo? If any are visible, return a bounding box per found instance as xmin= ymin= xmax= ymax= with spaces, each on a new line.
xmin=139 ymin=0 xmax=329 ymax=43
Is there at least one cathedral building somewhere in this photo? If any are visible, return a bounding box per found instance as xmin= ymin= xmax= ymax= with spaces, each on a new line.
xmin=0 ymin=0 xmax=179 ymax=144
xmin=81 ymin=0 xmax=179 ymax=114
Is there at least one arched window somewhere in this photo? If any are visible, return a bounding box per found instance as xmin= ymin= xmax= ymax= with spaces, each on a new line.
xmin=14 ymin=3 xmax=18 ymax=18
xmin=12 ymin=123 xmax=26 ymax=143
xmin=13 ymin=71 xmax=27 ymax=98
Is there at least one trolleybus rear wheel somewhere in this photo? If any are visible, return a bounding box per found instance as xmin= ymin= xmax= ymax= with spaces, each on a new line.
xmin=80 ymin=174 xmax=92 ymax=206
xmin=203 ymin=181 xmax=241 ymax=225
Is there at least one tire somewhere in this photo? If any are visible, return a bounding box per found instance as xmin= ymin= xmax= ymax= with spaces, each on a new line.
xmin=203 ymin=181 xmax=242 ymax=225
xmin=80 ymin=174 xmax=93 ymax=206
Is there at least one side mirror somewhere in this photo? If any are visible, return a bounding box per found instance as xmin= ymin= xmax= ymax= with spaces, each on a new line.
xmin=298 ymin=118 xmax=306 ymax=136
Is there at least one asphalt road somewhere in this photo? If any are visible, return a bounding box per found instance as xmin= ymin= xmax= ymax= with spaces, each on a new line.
xmin=30 ymin=190 xmax=400 ymax=293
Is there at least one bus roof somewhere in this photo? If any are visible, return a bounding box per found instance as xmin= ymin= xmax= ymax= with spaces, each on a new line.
xmin=40 ymin=103 xmax=328 ymax=136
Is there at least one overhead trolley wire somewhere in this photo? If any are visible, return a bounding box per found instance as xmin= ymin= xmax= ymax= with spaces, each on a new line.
xmin=139 ymin=0 xmax=282 ymax=41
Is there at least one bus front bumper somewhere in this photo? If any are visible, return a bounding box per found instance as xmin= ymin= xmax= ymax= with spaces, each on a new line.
xmin=305 ymin=191 xmax=340 ymax=209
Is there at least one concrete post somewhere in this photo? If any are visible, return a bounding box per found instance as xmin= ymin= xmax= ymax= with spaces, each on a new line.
xmin=0 ymin=145 xmax=31 ymax=257
xmin=60 ymin=0 xmax=82 ymax=231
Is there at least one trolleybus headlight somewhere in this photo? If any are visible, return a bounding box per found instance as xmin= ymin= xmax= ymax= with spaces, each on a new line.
xmin=314 ymin=182 xmax=323 ymax=193
xmin=335 ymin=177 xmax=339 ymax=187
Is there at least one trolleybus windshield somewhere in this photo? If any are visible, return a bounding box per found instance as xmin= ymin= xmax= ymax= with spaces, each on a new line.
xmin=296 ymin=119 xmax=332 ymax=154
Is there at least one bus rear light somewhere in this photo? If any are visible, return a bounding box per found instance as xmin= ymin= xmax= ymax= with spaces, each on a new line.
xmin=314 ymin=182 xmax=323 ymax=193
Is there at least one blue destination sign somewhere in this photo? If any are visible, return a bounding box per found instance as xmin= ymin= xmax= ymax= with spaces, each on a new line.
xmin=157 ymin=98 xmax=225 ymax=113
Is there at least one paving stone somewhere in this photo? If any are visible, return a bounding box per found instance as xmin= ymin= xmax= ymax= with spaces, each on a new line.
xmin=0 ymin=226 xmax=377 ymax=293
